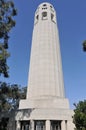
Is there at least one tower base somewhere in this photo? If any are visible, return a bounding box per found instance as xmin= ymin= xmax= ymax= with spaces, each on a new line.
xmin=15 ymin=97 xmax=75 ymax=130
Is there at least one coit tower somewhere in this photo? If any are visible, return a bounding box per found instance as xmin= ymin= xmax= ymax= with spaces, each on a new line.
xmin=16 ymin=2 xmax=74 ymax=130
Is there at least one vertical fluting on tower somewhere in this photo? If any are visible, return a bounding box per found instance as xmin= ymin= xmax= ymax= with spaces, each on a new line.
xmin=27 ymin=3 xmax=65 ymax=99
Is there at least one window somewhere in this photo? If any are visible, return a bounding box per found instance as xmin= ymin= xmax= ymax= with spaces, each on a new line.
xmin=51 ymin=121 xmax=61 ymax=130
xmin=50 ymin=5 xmax=54 ymax=12
xmin=42 ymin=7 xmax=47 ymax=10
xmin=42 ymin=12 xmax=47 ymax=20
xmin=51 ymin=13 xmax=54 ymax=20
xmin=35 ymin=121 xmax=45 ymax=130
xmin=50 ymin=5 xmax=52 ymax=8
xmin=43 ymin=4 xmax=47 ymax=6
xmin=51 ymin=13 xmax=56 ymax=23
xmin=35 ymin=14 xmax=39 ymax=25
xmin=36 ymin=15 xmax=39 ymax=20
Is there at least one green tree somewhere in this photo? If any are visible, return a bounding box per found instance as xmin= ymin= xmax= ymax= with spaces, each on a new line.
xmin=0 ymin=82 xmax=27 ymax=112
xmin=73 ymin=100 xmax=86 ymax=130
xmin=0 ymin=0 xmax=17 ymax=77
xmin=0 ymin=82 xmax=27 ymax=130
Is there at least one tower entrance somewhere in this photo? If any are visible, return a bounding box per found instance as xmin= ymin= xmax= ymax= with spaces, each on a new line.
xmin=20 ymin=121 xmax=30 ymax=130
xmin=34 ymin=120 xmax=61 ymax=130
xmin=51 ymin=121 xmax=61 ymax=130
xmin=34 ymin=120 xmax=45 ymax=130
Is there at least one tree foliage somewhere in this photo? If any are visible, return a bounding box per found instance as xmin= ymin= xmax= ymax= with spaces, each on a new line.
xmin=0 ymin=82 xmax=27 ymax=112
xmin=0 ymin=117 xmax=9 ymax=130
xmin=73 ymin=100 xmax=86 ymax=130
xmin=0 ymin=0 xmax=17 ymax=77
xmin=0 ymin=82 xmax=27 ymax=130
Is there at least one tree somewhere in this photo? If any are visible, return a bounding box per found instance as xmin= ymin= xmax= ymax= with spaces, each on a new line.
xmin=0 ymin=0 xmax=17 ymax=77
xmin=0 ymin=82 xmax=27 ymax=112
xmin=0 ymin=82 xmax=27 ymax=130
xmin=73 ymin=100 xmax=86 ymax=130
xmin=82 ymin=40 xmax=86 ymax=52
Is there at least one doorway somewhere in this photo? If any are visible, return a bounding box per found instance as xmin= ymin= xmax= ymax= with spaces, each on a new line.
xmin=34 ymin=120 xmax=45 ymax=130
xmin=51 ymin=120 xmax=61 ymax=130
xmin=20 ymin=121 xmax=30 ymax=130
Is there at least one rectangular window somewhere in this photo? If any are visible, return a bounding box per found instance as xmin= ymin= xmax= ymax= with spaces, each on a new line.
xmin=51 ymin=13 xmax=56 ymax=23
xmin=51 ymin=13 xmax=54 ymax=21
xmin=36 ymin=15 xmax=39 ymax=20
xmin=42 ymin=12 xmax=47 ymax=20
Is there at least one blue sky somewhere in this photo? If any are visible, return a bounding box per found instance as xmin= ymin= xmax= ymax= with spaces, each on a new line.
xmin=1 ymin=0 xmax=86 ymax=108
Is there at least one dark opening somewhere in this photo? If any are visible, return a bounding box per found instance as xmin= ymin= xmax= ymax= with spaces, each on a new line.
xmin=43 ymin=4 xmax=47 ymax=6
xmin=51 ymin=121 xmax=61 ymax=130
xmin=36 ymin=15 xmax=39 ymax=20
xmin=35 ymin=120 xmax=45 ymax=130
xmin=20 ymin=121 xmax=30 ymax=130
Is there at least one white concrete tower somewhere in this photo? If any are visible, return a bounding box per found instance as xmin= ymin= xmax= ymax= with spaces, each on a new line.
xmin=16 ymin=2 xmax=74 ymax=130
xmin=27 ymin=2 xmax=65 ymax=100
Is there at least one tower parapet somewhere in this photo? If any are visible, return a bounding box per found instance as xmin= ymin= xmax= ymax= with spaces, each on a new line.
xmin=34 ymin=3 xmax=56 ymax=24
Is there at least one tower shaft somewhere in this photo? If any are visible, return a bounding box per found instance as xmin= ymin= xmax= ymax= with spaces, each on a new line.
xmin=27 ymin=3 xmax=65 ymax=99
